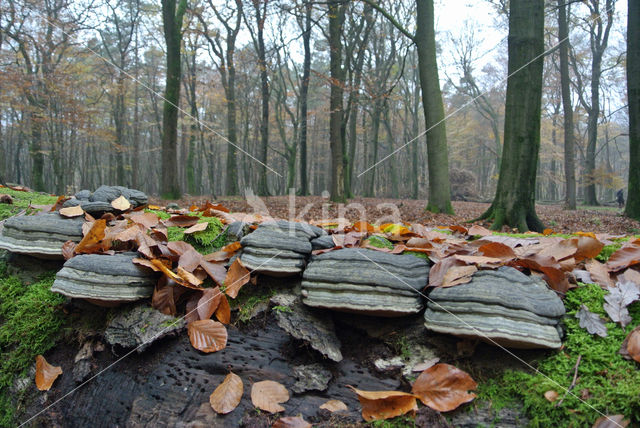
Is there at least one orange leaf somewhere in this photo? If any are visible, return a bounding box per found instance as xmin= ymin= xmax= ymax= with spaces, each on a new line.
xmin=59 ymin=205 xmax=84 ymax=218
xmin=176 ymin=266 xmax=204 ymax=288
xmin=449 ymin=225 xmax=468 ymax=235
xmin=626 ymin=328 xmax=640 ymax=363
xmin=273 ymin=416 xmax=312 ymax=428
xmin=607 ymin=245 xmax=640 ymax=272
xmin=411 ymin=363 xmax=477 ymax=412
xmin=543 ymin=228 xmax=554 ymax=236
xmin=575 ymin=236 xmax=604 ymax=262
xmin=188 ymin=320 xmax=227 ymax=353
xmin=209 ymin=372 xmax=243 ymax=414
xmin=224 ymin=259 xmax=250 ymax=298
xmin=132 ymin=258 xmax=161 ymax=272
xmin=347 ymin=386 xmax=418 ymax=421
xmin=215 ymin=294 xmax=231 ymax=324
xmin=319 ymin=399 xmax=348 ymax=412
xmin=353 ymin=221 xmax=375 ymax=233
xmin=111 ymin=195 xmax=131 ymax=211
xmin=35 ymin=355 xmax=62 ymax=391
xmin=251 ymin=380 xmax=289 ymax=413
xmin=196 ymin=287 xmax=223 ymax=320
xmin=75 ymin=219 xmax=107 ymax=253
xmin=221 ymin=241 xmax=242 ymax=254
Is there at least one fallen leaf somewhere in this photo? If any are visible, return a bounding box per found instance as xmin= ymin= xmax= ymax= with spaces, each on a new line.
xmin=429 ymin=257 xmax=468 ymax=287
xmin=607 ymin=245 xmax=640 ymax=272
xmin=184 ymin=222 xmax=208 ymax=234
xmin=585 ymin=259 xmax=614 ymax=288
xmin=478 ymin=242 xmax=517 ymax=260
xmin=544 ymin=390 xmax=559 ymax=402
xmin=132 ymin=258 xmax=160 ymax=271
xmin=411 ymin=363 xmax=477 ymax=412
xmin=538 ymin=238 xmax=577 ymax=261
xmin=412 ymin=358 xmax=440 ymax=372
xmin=449 ymin=225 xmax=468 ymax=235
xmin=196 ymin=287 xmax=223 ymax=321
xmin=128 ymin=211 xmax=159 ymax=228
xmin=572 ymin=269 xmax=593 ymax=284
xmin=603 ymin=281 xmax=640 ymax=328
xmin=59 ymin=205 xmax=84 ymax=218
xmin=347 ymin=386 xmax=418 ymax=421
xmin=187 ymin=320 xmax=228 ymax=353
xmin=176 ymin=266 xmax=204 ymax=288
xmin=272 ymin=416 xmax=312 ymax=428
xmin=512 ymin=255 xmax=571 ymax=293
xmin=35 ymin=355 xmax=62 ymax=391
xmin=625 ymin=327 xmax=640 ymax=363
xmin=215 ymin=294 xmax=231 ymax=324
xmin=543 ymin=228 xmax=554 ymax=236
xmin=576 ymin=304 xmax=608 ymax=337
xmin=152 ymin=277 xmax=183 ymax=316
xmin=163 ymin=215 xmax=199 ymax=228
xmin=111 ymin=195 xmax=131 ymax=211
xmin=620 ymin=269 xmax=640 ymax=286
xmin=75 ymin=219 xmax=107 ymax=253
xmin=575 ymin=236 xmax=604 ymax=262
xmin=224 ymin=259 xmax=250 ymax=298
xmin=221 ymin=241 xmax=242 ymax=254
xmin=251 ymin=380 xmax=289 ymax=413
xmin=468 ymin=225 xmax=491 ymax=236
xmin=352 ymin=221 xmax=375 ymax=233
xmin=441 ymin=265 xmax=478 ymax=287
xmin=591 ymin=415 xmax=630 ymax=428
xmin=201 ymin=260 xmax=228 ymax=285
xmin=61 ymin=240 xmax=76 ymax=260
xmin=319 ymin=399 xmax=348 ymax=412
xmin=209 ymin=372 xmax=243 ymax=414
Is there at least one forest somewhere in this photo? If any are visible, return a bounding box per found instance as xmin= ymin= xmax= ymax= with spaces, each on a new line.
xmin=0 ymin=0 xmax=638 ymax=230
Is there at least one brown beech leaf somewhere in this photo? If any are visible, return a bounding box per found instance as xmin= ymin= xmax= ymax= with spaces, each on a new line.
xmin=429 ymin=257 xmax=468 ymax=287
xmin=209 ymin=372 xmax=243 ymax=414
xmin=467 ymin=225 xmax=491 ymax=237
xmin=441 ymin=265 xmax=477 ymax=287
xmin=411 ymin=363 xmax=477 ymax=412
xmin=201 ymin=260 xmax=228 ymax=285
xmin=59 ymin=205 xmax=84 ymax=218
xmin=176 ymin=266 xmax=204 ymax=288
xmin=128 ymin=211 xmax=159 ymax=228
xmin=221 ymin=241 xmax=242 ymax=254
xmin=544 ymin=390 xmax=559 ymax=402
xmin=478 ymin=242 xmax=517 ymax=260
xmin=512 ymin=255 xmax=570 ymax=293
xmin=215 ymin=294 xmax=231 ymax=324
xmin=187 ymin=320 xmax=227 ymax=353
xmin=75 ymin=219 xmax=107 ymax=253
xmin=538 ymin=238 xmax=578 ymax=261
xmin=620 ymin=268 xmax=640 ymax=286
xmin=575 ymin=236 xmax=604 ymax=262
xmin=585 ymin=259 xmax=613 ymax=288
xmin=319 ymin=399 xmax=348 ymax=412
xmin=35 ymin=355 xmax=62 ymax=391
xmin=607 ymin=245 xmax=640 ymax=272
xmin=591 ymin=415 xmax=630 ymax=428
xmin=61 ymin=240 xmax=76 ymax=260
xmin=163 ymin=214 xmax=199 ymax=228
xmin=251 ymin=380 xmax=289 ymax=413
xmin=152 ymin=277 xmax=183 ymax=316
xmin=184 ymin=222 xmax=208 ymax=235
xmin=272 ymin=416 xmax=312 ymax=428
xmin=197 ymin=287 xmax=223 ymax=321
xmin=623 ymin=327 xmax=640 ymax=363
xmin=224 ymin=259 xmax=250 ymax=298
xmin=133 ymin=258 xmax=161 ymax=272
xmin=347 ymin=386 xmax=418 ymax=421
xmin=49 ymin=195 xmax=68 ymax=211
xmin=111 ymin=195 xmax=131 ymax=211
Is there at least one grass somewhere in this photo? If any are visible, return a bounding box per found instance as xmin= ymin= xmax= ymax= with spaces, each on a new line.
xmin=477 ymin=283 xmax=640 ymax=427
xmin=0 ymin=188 xmax=58 ymax=221
xmin=0 ymin=261 xmax=67 ymax=426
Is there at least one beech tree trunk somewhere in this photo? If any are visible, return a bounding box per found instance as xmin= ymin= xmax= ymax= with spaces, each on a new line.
xmin=558 ymin=0 xmax=576 ymax=209
xmin=626 ymin=0 xmax=640 ymax=220
xmin=298 ymin=0 xmax=312 ymax=196
xmin=328 ymin=0 xmax=346 ymax=202
xmin=160 ymin=0 xmax=187 ymax=199
xmin=415 ymin=0 xmax=453 ymax=214
xmin=479 ymin=0 xmax=545 ymax=232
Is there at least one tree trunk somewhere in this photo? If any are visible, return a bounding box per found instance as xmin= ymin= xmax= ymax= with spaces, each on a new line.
xmin=30 ymin=112 xmax=45 ymax=191
xmin=160 ymin=0 xmax=187 ymax=199
xmin=479 ymin=0 xmax=545 ymax=232
xmin=328 ymin=0 xmax=346 ymax=203
xmin=253 ymin=0 xmax=270 ymax=196
xmin=415 ymin=0 xmax=453 ymax=213
xmin=186 ymin=50 xmax=198 ymax=195
xmin=626 ymin=0 xmax=640 ymax=220
xmin=298 ymin=0 xmax=312 ymax=195
xmin=558 ymin=0 xmax=576 ymax=209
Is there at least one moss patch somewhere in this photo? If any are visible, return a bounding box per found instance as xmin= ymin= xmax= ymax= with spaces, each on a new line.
xmin=365 ymin=235 xmax=394 ymax=250
xmin=370 ymin=416 xmax=415 ymax=427
xmin=402 ymin=251 xmax=429 ymax=261
xmin=596 ymin=243 xmax=622 ymax=263
xmin=478 ymin=283 xmax=640 ymax=427
xmin=163 ymin=214 xmax=226 ymax=254
xmin=0 ymin=262 xmax=67 ymax=426
xmin=0 ymin=189 xmax=58 ymax=221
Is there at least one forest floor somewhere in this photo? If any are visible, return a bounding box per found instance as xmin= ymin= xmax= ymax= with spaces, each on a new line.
xmin=151 ymin=195 xmax=640 ymax=236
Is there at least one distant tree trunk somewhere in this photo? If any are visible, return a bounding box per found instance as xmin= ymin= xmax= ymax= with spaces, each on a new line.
xmin=415 ymin=0 xmax=453 ymax=213
xmin=251 ymin=0 xmax=270 ymax=196
xmin=479 ymin=0 xmax=545 ymax=232
xmin=132 ymin=33 xmax=140 ymax=189
xmin=160 ymin=0 xmax=187 ymax=199
xmin=558 ymin=0 xmax=576 ymax=209
xmin=328 ymin=0 xmax=347 ymax=202
xmin=365 ymin=102 xmax=382 ymax=197
xmin=185 ymin=46 xmax=199 ymax=195
xmin=298 ymin=0 xmax=311 ymax=195
xmin=626 ymin=0 xmax=640 ymax=220
xmin=30 ymin=113 xmax=45 ymax=191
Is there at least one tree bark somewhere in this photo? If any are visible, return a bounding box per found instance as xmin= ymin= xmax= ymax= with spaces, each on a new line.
xmin=479 ymin=0 xmax=545 ymax=232
xmin=558 ymin=0 xmax=576 ymax=209
xmin=298 ymin=0 xmax=312 ymax=195
xmin=160 ymin=0 xmax=187 ymax=199
xmin=626 ymin=0 xmax=640 ymax=220
xmin=328 ymin=0 xmax=347 ymax=202
xmin=415 ymin=0 xmax=453 ymax=213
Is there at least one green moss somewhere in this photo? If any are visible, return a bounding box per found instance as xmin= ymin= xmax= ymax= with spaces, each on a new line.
xmin=272 ymin=305 xmax=293 ymax=314
xmin=0 ymin=189 xmax=58 ymax=221
xmin=165 ymin=215 xmax=226 ymax=255
xmin=231 ymin=288 xmax=276 ymax=324
xmin=365 ymin=235 xmax=394 ymax=250
xmin=369 ymin=416 xmax=415 ymax=427
xmin=402 ymin=251 xmax=429 ymax=261
xmin=0 ymin=263 xmax=67 ymax=425
xmin=596 ymin=243 xmax=622 ymax=263
xmin=478 ymin=283 xmax=640 ymax=427
xmin=144 ymin=208 xmax=172 ymax=220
